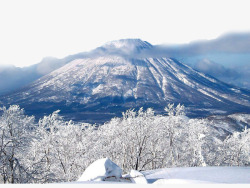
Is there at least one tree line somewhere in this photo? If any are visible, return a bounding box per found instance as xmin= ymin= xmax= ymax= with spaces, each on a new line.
xmin=0 ymin=104 xmax=249 ymax=183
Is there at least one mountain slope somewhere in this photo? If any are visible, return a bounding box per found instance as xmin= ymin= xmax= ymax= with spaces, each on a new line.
xmin=0 ymin=39 xmax=250 ymax=123
xmin=0 ymin=53 xmax=87 ymax=95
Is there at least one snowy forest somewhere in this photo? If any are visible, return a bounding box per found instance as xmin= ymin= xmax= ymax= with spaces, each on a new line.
xmin=0 ymin=104 xmax=249 ymax=183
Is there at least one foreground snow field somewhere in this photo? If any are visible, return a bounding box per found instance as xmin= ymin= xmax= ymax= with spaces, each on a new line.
xmin=74 ymin=158 xmax=250 ymax=184
xmin=74 ymin=167 xmax=250 ymax=184
xmin=74 ymin=166 xmax=250 ymax=184
xmin=142 ymin=166 xmax=250 ymax=184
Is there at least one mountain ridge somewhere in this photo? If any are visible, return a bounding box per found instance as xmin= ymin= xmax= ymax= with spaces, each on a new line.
xmin=1 ymin=39 xmax=249 ymax=123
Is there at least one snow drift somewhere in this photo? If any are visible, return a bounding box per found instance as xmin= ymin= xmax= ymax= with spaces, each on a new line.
xmin=78 ymin=158 xmax=122 ymax=181
xmin=76 ymin=158 xmax=250 ymax=184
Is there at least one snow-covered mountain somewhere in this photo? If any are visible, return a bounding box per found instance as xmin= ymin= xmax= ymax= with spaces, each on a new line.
xmin=1 ymin=39 xmax=250 ymax=123
xmin=1 ymin=33 xmax=250 ymax=95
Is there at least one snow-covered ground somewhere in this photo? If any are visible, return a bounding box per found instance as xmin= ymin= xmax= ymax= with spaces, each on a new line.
xmin=73 ymin=158 xmax=250 ymax=184
xmin=142 ymin=166 xmax=250 ymax=184
xmin=73 ymin=166 xmax=250 ymax=184
xmin=75 ymin=167 xmax=250 ymax=184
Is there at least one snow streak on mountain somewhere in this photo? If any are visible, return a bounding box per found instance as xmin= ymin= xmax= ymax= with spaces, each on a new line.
xmin=1 ymin=39 xmax=250 ymax=123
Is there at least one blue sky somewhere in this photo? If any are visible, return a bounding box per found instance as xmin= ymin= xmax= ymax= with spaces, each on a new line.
xmin=0 ymin=0 xmax=250 ymax=67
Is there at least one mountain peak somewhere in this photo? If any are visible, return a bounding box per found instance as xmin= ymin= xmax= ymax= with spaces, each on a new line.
xmin=101 ymin=39 xmax=153 ymax=54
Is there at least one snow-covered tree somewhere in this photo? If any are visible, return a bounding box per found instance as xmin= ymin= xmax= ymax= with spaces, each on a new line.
xmin=0 ymin=104 xmax=249 ymax=183
xmin=28 ymin=110 xmax=96 ymax=182
xmin=181 ymin=119 xmax=208 ymax=167
xmin=92 ymin=108 xmax=157 ymax=172
xmin=0 ymin=105 xmax=35 ymax=183
xmin=219 ymin=127 xmax=250 ymax=166
xmin=92 ymin=105 xmax=196 ymax=172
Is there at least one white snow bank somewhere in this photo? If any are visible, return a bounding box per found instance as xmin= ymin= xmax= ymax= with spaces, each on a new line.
xmin=78 ymin=158 xmax=122 ymax=181
xmin=128 ymin=170 xmax=148 ymax=184
xmin=75 ymin=159 xmax=250 ymax=184
xmin=142 ymin=166 xmax=250 ymax=184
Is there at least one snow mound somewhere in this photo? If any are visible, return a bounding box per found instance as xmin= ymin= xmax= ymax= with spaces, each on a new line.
xmin=78 ymin=158 xmax=122 ymax=181
xmin=128 ymin=170 xmax=148 ymax=184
